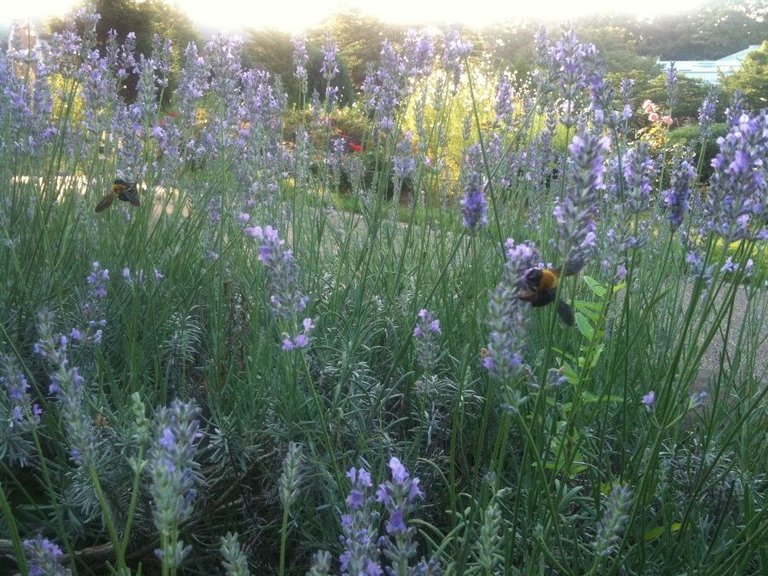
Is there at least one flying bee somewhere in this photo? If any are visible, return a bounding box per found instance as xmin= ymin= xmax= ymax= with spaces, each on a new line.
xmin=95 ymin=178 xmax=140 ymax=213
xmin=517 ymin=258 xmax=585 ymax=326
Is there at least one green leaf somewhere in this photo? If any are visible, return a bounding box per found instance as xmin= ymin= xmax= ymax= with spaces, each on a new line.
xmin=576 ymin=300 xmax=603 ymax=312
xmin=579 ymin=391 xmax=602 ymax=404
xmin=562 ymin=362 xmax=579 ymax=385
xmin=575 ymin=312 xmax=593 ymax=340
xmin=644 ymin=522 xmax=682 ymax=542
xmin=587 ymin=344 xmax=604 ymax=368
xmin=583 ymin=276 xmax=607 ymax=297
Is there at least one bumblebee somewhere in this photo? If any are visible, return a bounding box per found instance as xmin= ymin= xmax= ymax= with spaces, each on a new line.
xmin=95 ymin=178 xmax=140 ymax=213
xmin=518 ymin=259 xmax=583 ymax=326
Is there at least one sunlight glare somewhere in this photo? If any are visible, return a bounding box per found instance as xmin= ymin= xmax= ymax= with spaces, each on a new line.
xmin=178 ymin=0 xmax=708 ymax=31
xmin=2 ymin=0 xmax=709 ymax=31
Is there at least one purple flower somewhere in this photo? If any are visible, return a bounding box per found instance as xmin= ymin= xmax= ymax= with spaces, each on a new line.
xmin=23 ymin=535 xmax=68 ymax=576
xmin=495 ymin=72 xmax=515 ymax=125
xmin=554 ymin=129 xmax=607 ymax=270
xmin=392 ymin=132 xmax=416 ymax=186
xmin=704 ymin=110 xmax=768 ymax=241
xmin=721 ymin=257 xmax=738 ymax=274
xmin=334 ymin=461 xmax=437 ymax=575
xmin=413 ymin=309 xmax=442 ymax=372
xmin=460 ymin=172 xmax=489 ymax=233
xmin=386 ymin=508 xmax=407 ymax=535
xmin=698 ymin=88 xmax=719 ymax=140
xmin=665 ymin=62 xmax=678 ymax=109
xmin=725 ymin=91 xmax=745 ymax=126
xmin=292 ymin=34 xmax=308 ymax=86
xmin=442 ymin=29 xmax=472 ymax=92
xmin=484 ymin=239 xmax=536 ymax=380
xmin=246 ymin=225 xmax=309 ymax=320
xmin=159 ymin=427 xmax=175 ymax=450
xmin=641 ymin=390 xmax=656 ymax=409
xmin=1 ymin=354 xmax=43 ymax=466
xmin=34 ymin=313 xmax=96 ymax=467
xmin=281 ymin=317 xmax=315 ymax=352
xmin=86 ymin=261 xmax=109 ymax=297
xmin=362 ymin=40 xmax=406 ymax=133
xmin=339 ymin=467 xmax=382 ymax=575
xmin=347 ymin=466 xmax=373 ymax=487
xmin=535 ymin=28 xmax=600 ymax=126
xmin=74 ymin=261 xmax=110 ymax=345
xmin=403 ymin=30 xmax=434 ymax=78
xmin=375 ymin=457 xmax=425 ymax=566
xmin=320 ymin=34 xmax=340 ymax=104
xmin=663 ymin=153 xmax=696 ymax=230
xmin=388 ymin=457 xmax=408 ymax=486
xmin=688 ymin=390 xmax=708 ymax=410
xmin=320 ymin=34 xmax=339 ymax=82
xmin=131 ymin=53 xmax=160 ymax=129
xmin=149 ymin=399 xmax=202 ymax=569
xmin=346 ymin=488 xmax=366 ymax=510
xmin=590 ymin=76 xmax=632 ymax=132
xmin=619 ymin=143 xmax=654 ymax=213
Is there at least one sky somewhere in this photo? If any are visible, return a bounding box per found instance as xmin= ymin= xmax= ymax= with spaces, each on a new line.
xmin=3 ymin=0 xmax=710 ymax=32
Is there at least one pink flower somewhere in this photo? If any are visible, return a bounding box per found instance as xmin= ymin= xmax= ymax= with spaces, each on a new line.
xmin=642 ymin=99 xmax=656 ymax=114
xmin=648 ymin=112 xmax=659 ymax=123
xmin=661 ymin=115 xmax=673 ymax=126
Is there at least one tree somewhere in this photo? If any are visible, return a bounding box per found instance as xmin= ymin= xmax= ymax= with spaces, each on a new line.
xmin=314 ymin=11 xmax=405 ymax=90
xmin=50 ymin=0 xmax=199 ymax=104
xmin=243 ymin=30 xmax=297 ymax=100
xmin=479 ymin=22 xmax=539 ymax=78
xmin=643 ymin=73 xmax=710 ymax=124
xmin=723 ymin=40 xmax=768 ymax=111
xmin=243 ymin=27 xmax=356 ymax=107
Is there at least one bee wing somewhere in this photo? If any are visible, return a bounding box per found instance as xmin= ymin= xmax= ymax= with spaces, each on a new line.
xmin=95 ymin=192 xmax=116 ymax=213
xmin=117 ymin=183 xmax=141 ymax=207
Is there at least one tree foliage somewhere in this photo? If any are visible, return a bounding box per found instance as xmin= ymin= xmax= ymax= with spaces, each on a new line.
xmin=49 ymin=0 xmax=199 ymax=103
xmin=578 ymin=1 xmax=768 ymax=60
xmin=723 ymin=40 xmax=768 ymax=111
xmin=243 ymin=25 xmax=357 ymax=108
xmin=644 ymin=73 xmax=711 ymax=123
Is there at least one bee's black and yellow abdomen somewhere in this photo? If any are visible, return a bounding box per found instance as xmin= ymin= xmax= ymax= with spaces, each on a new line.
xmin=114 ymin=179 xmax=140 ymax=207
xmin=528 ymin=288 xmax=557 ymax=308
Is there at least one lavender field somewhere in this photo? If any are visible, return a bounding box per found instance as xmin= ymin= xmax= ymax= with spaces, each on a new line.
xmin=1 ymin=9 xmax=768 ymax=576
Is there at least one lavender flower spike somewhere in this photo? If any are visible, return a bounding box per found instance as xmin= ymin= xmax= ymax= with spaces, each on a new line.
xmin=554 ymin=129 xmax=608 ymax=271
xmin=663 ymin=153 xmax=696 ymax=230
xmin=1 ymin=354 xmax=43 ymax=467
xmin=339 ymin=467 xmax=382 ymax=576
xmin=413 ymin=309 xmax=442 ymax=372
xmin=376 ymin=457 xmax=427 ymax=571
xmin=149 ymin=399 xmax=203 ymax=570
xmin=460 ymin=171 xmax=489 ymax=233
xmin=23 ymin=535 xmax=71 ymax=576
xmin=245 ymin=224 xmax=309 ymax=319
xmin=704 ymin=110 xmax=768 ymax=242
xmin=483 ymin=239 xmax=536 ymax=381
